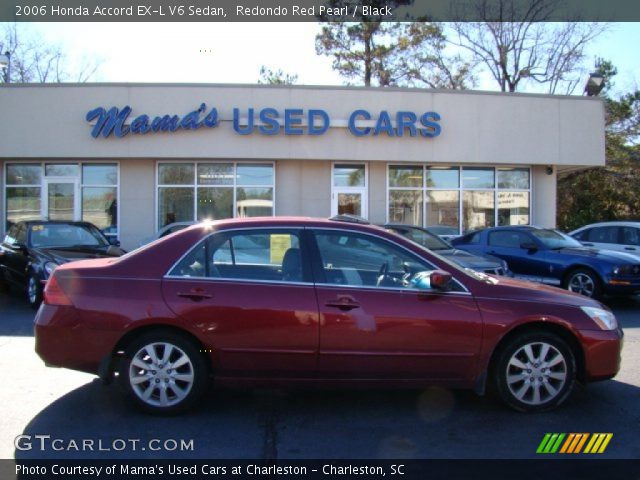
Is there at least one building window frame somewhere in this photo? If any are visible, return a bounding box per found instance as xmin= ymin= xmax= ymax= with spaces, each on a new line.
xmin=155 ymin=161 xmax=276 ymax=230
xmin=386 ymin=164 xmax=532 ymax=234
xmin=331 ymin=162 xmax=369 ymax=219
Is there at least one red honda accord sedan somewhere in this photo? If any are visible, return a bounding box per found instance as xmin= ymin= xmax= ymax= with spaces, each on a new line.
xmin=35 ymin=217 xmax=623 ymax=414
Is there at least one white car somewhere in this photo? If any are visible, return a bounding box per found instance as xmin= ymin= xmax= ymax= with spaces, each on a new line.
xmin=569 ymin=221 xmax=640 ymax=258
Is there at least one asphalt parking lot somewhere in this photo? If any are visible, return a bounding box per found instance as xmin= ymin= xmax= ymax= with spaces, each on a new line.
xmin=0 ymin=288 xmax=639 ymax=462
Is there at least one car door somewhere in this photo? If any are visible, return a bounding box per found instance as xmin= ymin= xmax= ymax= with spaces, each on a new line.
xmin=620 ymin=226 xmax=640 ymax=258
xmin=162 ymin=228 xmax=320 ymax=378
xmin=485 ymin=230 xmax=545 ymax=282
xmin=1 ymin=223 xmax=30 ymax=285
xmin=310 ymin=228 xmax=482 ymax=381
xmin=581 ymin=226 xmax=621 ymax=252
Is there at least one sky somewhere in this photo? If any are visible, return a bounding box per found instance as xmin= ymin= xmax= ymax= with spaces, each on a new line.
xmin=10 ymin=22 xmax=640 ymax=95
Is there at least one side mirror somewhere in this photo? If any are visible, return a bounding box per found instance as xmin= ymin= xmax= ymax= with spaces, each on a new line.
xmin=411 ymin=270 xmax=453 ymax=291
xmin=520 ymin=241 xmax=538 ymax=251
xmin=430 ymin=270 xmax=453 ymax=290
xmin=108 ymin=237 xmax=121 ymax=247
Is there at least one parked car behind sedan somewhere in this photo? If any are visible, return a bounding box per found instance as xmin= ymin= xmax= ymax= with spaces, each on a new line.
xmin=0 ymin=220 xmax=125 ymax=308
xmin=384 ymin=224 xmax=509 ymax=275
xmin=451 ymin=226 xmax=640 ymax=299
xmin=569 ymin=221 xmax=640 ymax=259
xmin=35 ymin=217 xmax=622 ymax=414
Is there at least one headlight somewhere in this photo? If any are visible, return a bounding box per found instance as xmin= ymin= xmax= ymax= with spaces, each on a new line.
xmin=612 ymin=265 xmax=636 ymax=276
xmin=44 ymin=262 xmax=58 ymax=278
xmin=580 ymin=306 xmax=618 ymax=330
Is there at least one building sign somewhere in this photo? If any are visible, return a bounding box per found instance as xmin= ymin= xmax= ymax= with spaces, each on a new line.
xmin=86 ymin=105 xmax=441 ymax=139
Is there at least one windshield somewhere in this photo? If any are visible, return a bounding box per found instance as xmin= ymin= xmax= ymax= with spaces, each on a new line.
xmin=29 ymin=223 xmax=108 ymax=248
xmin=530 ymin=229 xmax=583 ymax=249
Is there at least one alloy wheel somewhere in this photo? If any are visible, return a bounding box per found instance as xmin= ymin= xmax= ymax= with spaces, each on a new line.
xmin=128 ymin=342 xmax=195 ymax=408
xmin=567 ymin=272 xmax=596 ymax=297
xmin=505 ymin=341 xmax=567 ymax=406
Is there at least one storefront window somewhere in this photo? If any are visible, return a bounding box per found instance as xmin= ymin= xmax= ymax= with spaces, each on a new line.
xmin=463 ymin=191 xmax=496 ymax=231
xmin=5 ymin=163 xmax=119 ymax=237
xmin=388 ymin=165 xmax=530 ymax=234
xmin=388 ymin=190 xmax=423 ymax=225
xmin=157 ymin=162 xmax=275 ymax=228
xmin=45 ymin=164 xmax=80 ymax=177
xmin=6 ymin=187 xmax=41 ymax=226
xmin=333 ymin=164 xmax=365 ymax=187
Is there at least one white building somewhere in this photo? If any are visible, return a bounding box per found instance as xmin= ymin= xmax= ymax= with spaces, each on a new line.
xmin=0 ymin=83 xmax=605 ymax=250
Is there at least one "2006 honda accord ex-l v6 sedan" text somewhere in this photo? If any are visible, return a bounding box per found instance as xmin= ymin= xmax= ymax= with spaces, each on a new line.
xmin=35 ymin=217 xmax=623 ymax=414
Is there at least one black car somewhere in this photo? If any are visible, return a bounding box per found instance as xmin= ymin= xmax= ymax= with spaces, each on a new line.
xmin=0 ymin=221 xmax=125 ymax=307
xmin=384 ymin=223 xmax=510 ymax=276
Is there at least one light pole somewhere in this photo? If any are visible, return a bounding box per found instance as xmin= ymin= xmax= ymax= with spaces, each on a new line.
xmin=0 ymin=51 xmax=11 ymax=83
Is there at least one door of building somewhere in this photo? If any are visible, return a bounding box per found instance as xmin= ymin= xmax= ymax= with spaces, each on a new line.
xmin=44 ymin=179 xmax=80 ymax=221
xmin=331 ymin=163 xmax=368 ymax=219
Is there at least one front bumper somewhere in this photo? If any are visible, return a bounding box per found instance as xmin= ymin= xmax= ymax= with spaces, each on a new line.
xmin=578 ymin=327 xmax=624 ymax=381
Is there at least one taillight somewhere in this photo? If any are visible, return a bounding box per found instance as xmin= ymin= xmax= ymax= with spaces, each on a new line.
xmin=43 ymin=275 xmax=73 ymax=306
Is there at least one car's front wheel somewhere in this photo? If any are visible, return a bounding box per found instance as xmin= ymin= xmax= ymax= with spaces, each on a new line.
xmin=494 ymin=331 xmax=576 ymax=412
xmin=27 ymin=274 xmax=43 ymax=309
xmin=564 ymin=268 xmax=602 ymax=299
xmin=119 ymin=331 xmax=208 ymax=414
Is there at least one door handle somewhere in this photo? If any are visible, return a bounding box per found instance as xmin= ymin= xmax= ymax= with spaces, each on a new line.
xmin=325 ymin=296 xmax=360 ymax=311
xmin=624 ymin=247 xmax=636 ymax=251
xmin=582 ymin=243 xmax=594 ymax=246
xmin=177 ymin=290 xmax=213 ymax=302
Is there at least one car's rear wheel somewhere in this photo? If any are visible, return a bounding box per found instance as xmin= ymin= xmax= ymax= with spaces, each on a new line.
xmin=27 ymin=274 xmax=43 ymax=309
xmin=494 ymin=331 xmax=576 ymax=412
xmin=564 ymin=268 xmax=602 ymax=299
xmin=119 ymin=331 xmax=208 ymax=414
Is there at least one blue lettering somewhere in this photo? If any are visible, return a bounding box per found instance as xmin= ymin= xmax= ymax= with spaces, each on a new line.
xmin=130 ymin=115 xmax=150 ymax=134
xmin=396 ymin=111 xmax=417 ymax=137
xmin=308 ymin=109 xmax=330 ymax=135
xmin=259 ymin=108 xmax=280 ymax=135
xmin=420 ymin=111 xmax=441 ymax=137
xmin=284 ymin=109 xmax=304 ymax=135
xmin=203 ymin=108 xmax=218 ymax=127
xmin=374 ymin=110 xmax=395 ymax=136
xmin=234 ymin=108 xmax=254 ymax=135
xmin=180 ymin=103 xmax=206 ymax=130
xmin=151 ymin=115 xmax=180 ymax=132
xmin=86 ymin=106 xmax=131 ymax=138
xmin=348 ymin=109 xmax=371 ymax=136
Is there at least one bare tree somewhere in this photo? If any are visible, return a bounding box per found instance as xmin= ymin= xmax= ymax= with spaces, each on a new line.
xmin=1 ymin=23 xmax=100 ymax=83
xmin=450 ymin=0 xmax=607 ymax=93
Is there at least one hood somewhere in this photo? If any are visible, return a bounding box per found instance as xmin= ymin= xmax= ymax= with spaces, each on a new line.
xmin=438 ymin=249 xmax=503 ymax=270
xmin=553 ymin=246 xmax=640 ymax=264
xmin=474 ymin=275 xmax=601 ymax=308
xmin=34 ymin=246 xmax=123 ymax=264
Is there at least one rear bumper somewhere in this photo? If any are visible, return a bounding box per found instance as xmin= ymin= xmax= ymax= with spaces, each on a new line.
xmin=578 ymin=327 xmax=623 ymax=381
xmin=34 ymin=304 xmax=120 ymax=375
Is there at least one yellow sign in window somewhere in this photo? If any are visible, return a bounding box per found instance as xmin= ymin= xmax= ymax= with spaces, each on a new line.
xmin=270 ymin=234 xmax=291 ymax=264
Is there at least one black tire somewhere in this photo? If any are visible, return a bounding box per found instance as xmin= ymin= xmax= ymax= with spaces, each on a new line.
xmin=119 ymin=330 xmax=209 ymax=414
xmin=563 ymin=268 xmax=602 ymax=299
xmin=494 ymin=331 xmax=576 ymax=412
xmin=27 ymin=273 xmax=43 ymax=309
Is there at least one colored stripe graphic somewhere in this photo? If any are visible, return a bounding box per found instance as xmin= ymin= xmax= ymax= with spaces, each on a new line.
xmin=537 ymin=433 xmax=565 ymax=454
xmin=538 ymin=433 xmax=613 ymax=454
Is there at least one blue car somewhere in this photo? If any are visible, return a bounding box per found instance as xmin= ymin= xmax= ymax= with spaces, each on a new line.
xmin=451 ymin=226 xmax=640 ymax=299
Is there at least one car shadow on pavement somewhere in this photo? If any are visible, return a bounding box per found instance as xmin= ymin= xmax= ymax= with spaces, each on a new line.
xmin=15 ymin=377 xmax=640 ymax=460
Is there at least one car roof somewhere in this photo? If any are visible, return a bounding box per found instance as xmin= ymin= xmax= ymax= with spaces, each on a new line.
xmin=183 ymin=216 xmax=389 ymax=233
xmin=571 ymin=221 xmax=640 ymax=231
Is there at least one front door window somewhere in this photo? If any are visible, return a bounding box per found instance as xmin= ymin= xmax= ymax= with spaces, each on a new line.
xmin=332 ymin=164 xmax=367 ymax=218
xmin=46 ymin=181 xmax=77 ymax=221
